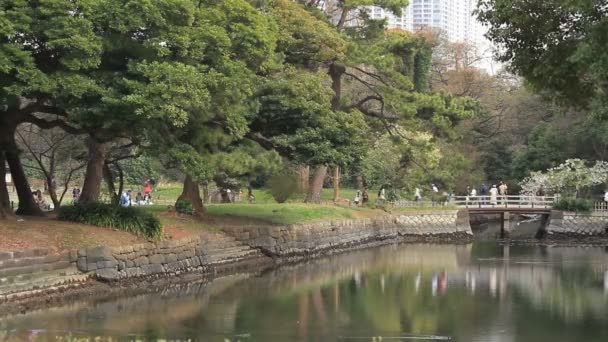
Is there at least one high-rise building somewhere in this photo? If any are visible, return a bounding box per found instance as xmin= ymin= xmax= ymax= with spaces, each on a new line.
xmin=338 ymin=0 xmax=497 ymax=72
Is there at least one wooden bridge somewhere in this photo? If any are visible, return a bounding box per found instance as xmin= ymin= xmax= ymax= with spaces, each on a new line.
xmin=391 ymin=195 xmax=556 ymax=238
xmin=450 ymin=195 xmax=555 ymax=214
xmin=391 ymin=195 xmax=556 ymax=213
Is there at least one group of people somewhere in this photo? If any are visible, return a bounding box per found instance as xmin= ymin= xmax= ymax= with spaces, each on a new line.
xmin=353 ymin=188 xmax=370 ymax=205
xmin=413 ymin=184 xmax=449 ymax=204
xmin=120 ymin=180 xmax=154 ymax=207
xmin=466 ymin=182 xmax=509 ymax=205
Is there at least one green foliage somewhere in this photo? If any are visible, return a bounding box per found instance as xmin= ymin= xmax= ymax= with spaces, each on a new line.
xmin=477 ymin=0 xmax=608 ymax=111
xmin=252 ymin=69 xmax=369 ymax=167
xmin=120 ymin=155 xmax=160 ymax=186
xmin=175 ymin=199 xmax=194 ymax=215
xmin=271 ymin=0 xmax=346 ymax=69
xmin=58 ymin=203 xmax=162 ymax=239
xmin=512 ymin=124 xmax=570 ymax=180
xmin=267 ymin=170 xmax=301 ymax=203
xmin=553 ymin=198 xmax=592 ymax=213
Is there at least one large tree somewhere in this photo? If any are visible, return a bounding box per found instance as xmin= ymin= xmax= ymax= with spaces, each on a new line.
xmin=0 ymin=0 xmax=278 ymax=217
xmin=477 ymin=0 xmax=608 ymax=112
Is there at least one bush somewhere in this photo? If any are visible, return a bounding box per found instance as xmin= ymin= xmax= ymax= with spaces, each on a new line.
xmin=175 ymin=199 xmax=194 ymax=215
xmin=58 ymin=202 xmax=163 ymax=239
xmin=268 ymin=170 xmax=300 ymax=203
xmin=552 ymin=198 xmax=592 ymax=213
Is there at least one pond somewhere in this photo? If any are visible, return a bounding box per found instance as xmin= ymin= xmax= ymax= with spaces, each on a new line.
xmin=1 ymin=242 xmax=608 ymax=341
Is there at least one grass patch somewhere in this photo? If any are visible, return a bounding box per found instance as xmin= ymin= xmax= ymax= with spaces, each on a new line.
xmin=206 ymin=203 xmax=370 ymax=225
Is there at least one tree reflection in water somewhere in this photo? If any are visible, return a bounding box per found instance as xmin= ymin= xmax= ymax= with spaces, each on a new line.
xmin=1 ymin=243 xmax=608 ymax=341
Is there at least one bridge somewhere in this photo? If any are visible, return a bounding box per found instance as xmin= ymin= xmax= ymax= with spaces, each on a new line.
xmin=391 ymin=195 xmax=557 ymax=238
xmin=391 ymin=195 xmax=556 ymax=212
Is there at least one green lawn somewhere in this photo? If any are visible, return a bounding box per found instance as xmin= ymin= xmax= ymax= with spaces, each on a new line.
xmin=150 ymin=184 xmax=379 ymax=205
xmin=205 ymin=203 xmax=375 ymax=225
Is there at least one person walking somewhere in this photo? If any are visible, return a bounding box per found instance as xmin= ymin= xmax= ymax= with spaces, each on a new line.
xmin=354 ymin=190 xmax=361 ymax=206
xmin=120 ymin=191 xmax=130 ymax=207
xmin=499 ymin=182 xmax=508 ymax=204
xmin=414 ymin=187 xmax=422 ymax=202
xmin=489 ymin=185 xmax=498 ymax=205
xmin=143 ymin=181 xmax=152 ymax=196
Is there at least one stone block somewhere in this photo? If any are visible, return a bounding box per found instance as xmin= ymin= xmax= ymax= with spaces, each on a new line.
xmin=86 ymin=246 xmax=115 ymax=263
xmin=97 ymin=260 xmax=117 ymax=269
xmin=96 ymin=268 xmax=121 ymax=281
xmin=86 ymin=263 xmax=98 ymax=271
xmin=118 ymin=261 xmax=126 ymax=271
xmin=0 ymin=252 xmax=13 ymax=261
xmin=134 ymin=256 xmax=149 ymax=267
xmin=149 ymin=254 xmax=165 ymax=264
xmin=77 ymin=257 xmax=87 ymax=271
xmin=141 ymin=264 xmax=164 ymax=275
xmin=126 ymin=260 xmax=135 ymax=268
xmin=166 ymin=254 xmax=178 ymax=263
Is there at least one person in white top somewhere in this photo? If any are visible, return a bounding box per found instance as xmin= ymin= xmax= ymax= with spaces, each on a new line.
xmin=432 ymin=184 xmax=438 ymax=193
xmin=415 ymin=187 xmax=422 ymax=202
xmin=604 ymin=190 xmax=608 ymax=203
xmin=489 ymin=185 xmax=498 ymax=205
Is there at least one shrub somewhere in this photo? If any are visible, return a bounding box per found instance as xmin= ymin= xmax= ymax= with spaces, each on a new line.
xmin=58 ymin=202 xmax=162 ymax=239
xmin=552 ymin=198 xmax=592 ymax=213
xmin=175 ymin=199 xmax=194 ymax=215
xmin=268 ymin=170 xmax=300 ymax=203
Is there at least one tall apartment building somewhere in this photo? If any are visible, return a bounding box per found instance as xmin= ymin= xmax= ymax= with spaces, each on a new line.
xmin=318 ymin=0 xmax=496 ymax=72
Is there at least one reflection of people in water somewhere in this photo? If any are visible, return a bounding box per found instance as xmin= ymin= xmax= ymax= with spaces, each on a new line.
xmin=431 ymin=274 xmax=438 ymax=297
xmin=605 ymin=270 xmax=608 ymax=294
xmin=415 ymin=272 xmax=421 ymax=294
xmin=438 ymin=271 xmax=448 ymax=295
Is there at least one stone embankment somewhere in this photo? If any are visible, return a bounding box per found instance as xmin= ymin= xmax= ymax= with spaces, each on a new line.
xmin=546 ymin=210 xmax=608 ymax=236
xmin=76 ymin=234 xmax=266 ymax=281
xmin=0 ymin=210 xmax=473 ymax=303
xmin=0 ymin=248 xmax=88 ymax=303
xmin=221 ymin=210 xmax=473 ymax=257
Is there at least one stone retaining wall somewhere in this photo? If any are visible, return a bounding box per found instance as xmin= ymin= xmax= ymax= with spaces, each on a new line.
xmin=547 ymin=211 xmax=608 ymax=236
xmin=76 ymin=235 xmax=265 ymax=281
xmin=221 ymin=210 xmax=473 ymax=257
xmin=1 ymin=211 xmax=472 ymax=300
xmin=0 ymin=248 xmax=86 ymax=302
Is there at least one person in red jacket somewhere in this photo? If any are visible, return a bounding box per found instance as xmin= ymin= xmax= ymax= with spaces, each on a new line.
xmin=143 ymin=180 xmax=152 ymax=196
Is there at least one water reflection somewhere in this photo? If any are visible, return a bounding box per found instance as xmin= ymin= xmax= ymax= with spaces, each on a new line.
xmin=1 ymin=243 xmax=608 ymax=341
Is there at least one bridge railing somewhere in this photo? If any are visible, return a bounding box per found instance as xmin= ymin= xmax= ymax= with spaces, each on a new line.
xmin=451 ymin=195 xmax=555 ymax=209
xmin=390 ymin=195 xmax=556 ymax=209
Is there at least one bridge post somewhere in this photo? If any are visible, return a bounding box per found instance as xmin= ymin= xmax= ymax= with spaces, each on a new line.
xmin=500 ymin=212 xmax=505 ymax=239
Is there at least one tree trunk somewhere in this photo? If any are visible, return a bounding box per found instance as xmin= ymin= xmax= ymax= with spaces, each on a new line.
xmin=202 ymin=182 xmax=210 ymax=203
xmin=5 ymin=145 xmax=44 ymax=216
xmin=333 ymin=167 xmax=340 ymax=202
xmin=355 ymin=174 xmax=364 ymax=190
xmin=45 ymin=174 xmax=61 ymax=211
xmin=103 ymin=161 xmax=119 ymax=205
xmin=297 ymin=165 xmax=310 ymax=193
xmin=0 ymin=152 xmax=14 ymax=219
xmin=329 ymin=63 xmax=345 ymax=111
xmin=79 ymin=138 xmax=107 ymax=203
xmin=176 ymin=175 xmax=205 ymax=215
xmin=306 ymin=165 xmax=327 ymax=203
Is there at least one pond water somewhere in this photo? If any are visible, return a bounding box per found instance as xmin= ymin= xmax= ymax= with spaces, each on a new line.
xmin=2 ymin=242 xmax=608 ymax=341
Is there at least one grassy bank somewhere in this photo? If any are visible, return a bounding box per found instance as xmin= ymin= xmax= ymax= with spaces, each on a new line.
xmin=205 ymin=203 xmax=381 ymax=225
